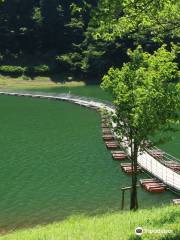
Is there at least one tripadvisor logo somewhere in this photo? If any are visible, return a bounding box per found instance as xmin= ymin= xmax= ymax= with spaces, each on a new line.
xmin=135 ymin=227 xmax=143 ymax=236
xmin=135 ymin=227 xmax=173 ymax=236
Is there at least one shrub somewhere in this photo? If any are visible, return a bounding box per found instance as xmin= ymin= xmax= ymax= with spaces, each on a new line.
xmin=31 ymin=64 xmax=50 ymax=75
xmin=0 ymin=64 xmax=51 ymax=77
xmin=0 ymin=65 xmax=26 ymax=76
xmin=56 ymin=53 xmax=82 ymax=71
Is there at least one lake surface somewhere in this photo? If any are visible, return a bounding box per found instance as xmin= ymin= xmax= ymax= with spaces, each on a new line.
xmin=28 ymin=85 xmax=113 ymax=101
xmin=0 ymin=95 xmax=178 ymax=231
xmin=29 ymin=85 xmax=180 ymax=159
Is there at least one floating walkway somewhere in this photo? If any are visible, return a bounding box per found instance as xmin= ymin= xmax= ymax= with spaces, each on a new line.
xmin=140 ymin=179 xmax=166 ymax=193
xmin=103 ymin=134 xmax=114 ymax=141
xmin=0 ymin=90 xmax=180 ymax=193
xmin=105 ymin=141 xmax=119 ymax=149
xmin=102 ymin=128 xmax=112 ymax=134
xmin=121 ymin=163 xmax=141 ymax=175
xmin=111 ymin=151 xmax=127 ymax=161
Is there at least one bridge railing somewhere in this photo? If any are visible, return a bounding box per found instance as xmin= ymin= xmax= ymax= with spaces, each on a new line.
xmin=0 ymin=89 xmax=115 ymax=110
xmin=145 ymin=145 xmax=180 ymax=163
xmin=138 ymin=151 xmax=180 ymax=192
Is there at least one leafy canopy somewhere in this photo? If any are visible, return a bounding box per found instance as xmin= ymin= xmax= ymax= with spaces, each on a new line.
xmin=101 ymin=45 xmax=180 ymax=145
xmin=94 ymin=0 xmax=180 ymax=42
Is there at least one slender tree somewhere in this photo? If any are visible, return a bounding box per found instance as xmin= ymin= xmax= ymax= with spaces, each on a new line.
xmin=101 ymin=45 xmax=180 ymax=210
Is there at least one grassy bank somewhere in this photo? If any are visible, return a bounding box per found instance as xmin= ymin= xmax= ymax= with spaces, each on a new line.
xmin=0 ymin=75 xmax=85 ymax=90
xmin=0 ymin=205 xmax=179 ymax=240
xmin=0 ymin=75 xmax=113 ymax=101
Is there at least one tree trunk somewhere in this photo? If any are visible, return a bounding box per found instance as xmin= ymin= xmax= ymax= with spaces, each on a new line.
xmin=130 ymin=142 xmax=138 ymax=210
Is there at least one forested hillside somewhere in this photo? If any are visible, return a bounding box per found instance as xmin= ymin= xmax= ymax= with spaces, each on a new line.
xmin=0 ymin=0 xmax=179 ymax=79
xmin=0 ymin=0 xmax=97 ymax=77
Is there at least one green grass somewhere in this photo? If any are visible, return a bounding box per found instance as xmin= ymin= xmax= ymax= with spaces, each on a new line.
xmin=0 ymin=75 xmax=85 ymax=90
xmin=0 ymin=205 xmax=179 ymax=240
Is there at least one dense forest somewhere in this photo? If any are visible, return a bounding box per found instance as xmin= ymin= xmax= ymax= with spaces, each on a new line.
xmin=0 ymin=0 xmax=179 ymax=79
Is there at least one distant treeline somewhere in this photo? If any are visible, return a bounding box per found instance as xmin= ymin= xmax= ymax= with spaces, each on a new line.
xmin=0 ymin=0 xmax=96 ymax=77
xmin=0 ymin=0 xmax=179 ymax=79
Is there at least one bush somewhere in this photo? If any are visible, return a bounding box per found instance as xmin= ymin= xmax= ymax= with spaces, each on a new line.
xmin=0 ymin=64 xmax=51 ymax=77
xmin=30 ymin=64 xmax=50 ymax=75
xmin=56 ymin=53 xmax=82 ymax=71
xmin=0 ymin=65 xmax=26 ymax=76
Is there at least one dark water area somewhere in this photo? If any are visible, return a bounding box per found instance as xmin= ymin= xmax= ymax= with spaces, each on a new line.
xmin=0 ymin=95 xmax=177 ymax=231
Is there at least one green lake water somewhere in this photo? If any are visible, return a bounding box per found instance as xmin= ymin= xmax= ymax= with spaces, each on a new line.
xmin=0 ymin=95 xmax=178 ymax=231
xmin=30 ymin=85 xmax=180 ymax=159
xmin=28 ymin=85 xmax=113 ymax=101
